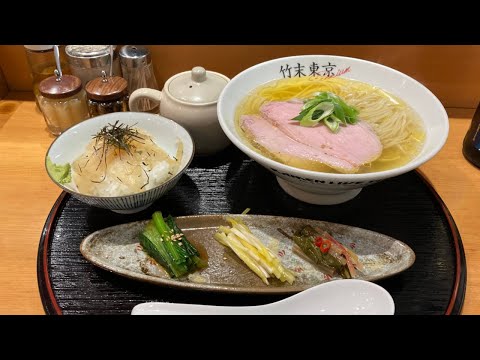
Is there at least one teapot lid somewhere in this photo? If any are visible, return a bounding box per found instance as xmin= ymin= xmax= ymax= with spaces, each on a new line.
xmin=168 ymin=66 xmax=228 ymax=104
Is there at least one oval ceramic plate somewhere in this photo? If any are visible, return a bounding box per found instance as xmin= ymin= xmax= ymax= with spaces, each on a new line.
xmin=80 ymin=214 xmax=415 ymax=294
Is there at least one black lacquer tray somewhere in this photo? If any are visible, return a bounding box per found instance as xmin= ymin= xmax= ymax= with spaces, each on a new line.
xmin=37 ymin=147 xmax=466 ymax=315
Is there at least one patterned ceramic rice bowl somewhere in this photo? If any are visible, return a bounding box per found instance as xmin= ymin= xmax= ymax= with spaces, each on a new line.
xmin=45 ymin=112 xmax=194 ymax=214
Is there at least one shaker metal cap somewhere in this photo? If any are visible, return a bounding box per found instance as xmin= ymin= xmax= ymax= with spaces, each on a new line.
xmin=119 ymin=45 xmax=151 ymax=68
xmin=168 ymin=66 xmax=229 ymax=104
xmin=65 ymin=45 xmax=114 ymax=68
xmin=39 ymin=74 xmax=82 ymax=99
xmin=24 ymin=45 xmax=54 ymax=51
xmin=85 ymin=73 xmax=128 ymax=101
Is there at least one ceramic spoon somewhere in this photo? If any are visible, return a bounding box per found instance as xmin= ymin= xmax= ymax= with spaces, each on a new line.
xmin=131 ymin=279 xmax=395 ymax=315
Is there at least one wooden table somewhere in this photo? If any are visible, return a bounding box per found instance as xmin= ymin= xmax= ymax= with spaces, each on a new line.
xmin=0 ymin=93 xmax=478 ymax=315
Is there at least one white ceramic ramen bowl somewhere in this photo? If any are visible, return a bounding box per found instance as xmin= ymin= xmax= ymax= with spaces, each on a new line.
xmin=217 ymin=55 xmax=449 ymax=205
xmin=45 ymin=112 xmax=194 ymax=214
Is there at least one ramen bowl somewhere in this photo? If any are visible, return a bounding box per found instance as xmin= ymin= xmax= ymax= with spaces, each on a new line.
xmin=45 ymin=112 xmax=194 ymax=214
xmin=217 ymin=55 xmax=449 ymax=205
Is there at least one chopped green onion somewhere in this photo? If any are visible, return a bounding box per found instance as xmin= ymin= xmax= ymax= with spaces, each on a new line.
xmin=291 ymin=91 xmax=359 ymax=133
xmin=299 ymin=102 xmax=334 ymax=127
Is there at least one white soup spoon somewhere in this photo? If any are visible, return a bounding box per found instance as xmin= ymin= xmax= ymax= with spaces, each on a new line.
xmin=131 ymin=279 xmax=395 ymax=315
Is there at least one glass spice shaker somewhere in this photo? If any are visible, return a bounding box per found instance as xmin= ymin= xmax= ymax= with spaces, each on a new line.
xmin=85 ymin=71 xmax=129 ymax=116
xmin=119 ymin=45 xmax=159 ymax=113
xmin=38 ymin=71 xmax=90 ymax=135
xmin=24 ymin=45 xmax=70 ymax=108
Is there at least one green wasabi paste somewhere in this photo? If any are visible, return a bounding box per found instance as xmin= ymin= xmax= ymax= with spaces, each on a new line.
xmin=46 ymin=157 xmax=71 ymax=184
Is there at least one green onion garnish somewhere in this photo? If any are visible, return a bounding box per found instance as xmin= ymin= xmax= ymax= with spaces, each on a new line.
xmin=292 ymin=92 xmax=359 ymax=133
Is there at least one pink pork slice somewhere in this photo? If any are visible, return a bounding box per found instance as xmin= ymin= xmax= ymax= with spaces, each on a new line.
xmin=240 ymin=115 xmax=358 ymax=173
xmin=260 ymin=101 xmax=383 ymax=167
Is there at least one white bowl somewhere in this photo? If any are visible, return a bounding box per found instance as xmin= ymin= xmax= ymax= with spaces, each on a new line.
xmin=217 ymin=55 xmax=449 ymax=205
xmin=45 ymin=112 xmax=194 ymax=214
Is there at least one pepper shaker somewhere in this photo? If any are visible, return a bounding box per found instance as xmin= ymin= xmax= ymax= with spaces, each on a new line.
xmin=119 ymin=45 xmax=159 ymax=113
xmin=85 ymin=71 xmax=129 ymax=116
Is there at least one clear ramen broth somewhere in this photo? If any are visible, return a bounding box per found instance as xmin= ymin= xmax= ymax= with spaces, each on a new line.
xmin=235 ymin=76 xmax=425 ymax=174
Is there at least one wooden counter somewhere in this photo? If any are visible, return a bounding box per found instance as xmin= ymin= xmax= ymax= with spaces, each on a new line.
xmin=0 ymin=93 xmax=478 ymax=314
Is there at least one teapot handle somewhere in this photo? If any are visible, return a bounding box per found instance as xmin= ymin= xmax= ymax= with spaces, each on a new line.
xmin=129 ymin=88 xmax=162 ymax=112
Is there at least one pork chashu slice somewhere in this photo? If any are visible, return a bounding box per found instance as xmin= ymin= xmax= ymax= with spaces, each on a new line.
xmin=260 ymin=101 xmax=383 ymax=170
xmin=241 ymin=114 xmax=358 ymax=173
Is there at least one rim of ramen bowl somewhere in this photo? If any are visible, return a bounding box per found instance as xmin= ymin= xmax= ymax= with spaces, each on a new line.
xmin=217 ymin=55 xmax=449 ymax=181
xmin=45 ymin=112 xmax=195 ymax=200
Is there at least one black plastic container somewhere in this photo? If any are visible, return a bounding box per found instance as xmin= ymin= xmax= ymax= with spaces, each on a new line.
xmin=462 ymin=102 xmax=480 ymax=168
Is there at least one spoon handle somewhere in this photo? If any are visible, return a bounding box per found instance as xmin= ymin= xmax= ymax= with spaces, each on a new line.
xmin=53 ymin=45 xmax=62 ymax=78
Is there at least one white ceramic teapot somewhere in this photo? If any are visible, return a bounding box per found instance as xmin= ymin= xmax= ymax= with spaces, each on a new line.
xmin=129 ymin=66 xmax=230 ymax=155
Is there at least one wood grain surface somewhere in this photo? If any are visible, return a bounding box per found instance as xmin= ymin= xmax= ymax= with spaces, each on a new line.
xmin=0 ymin=92 xmax=479 ymax=314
